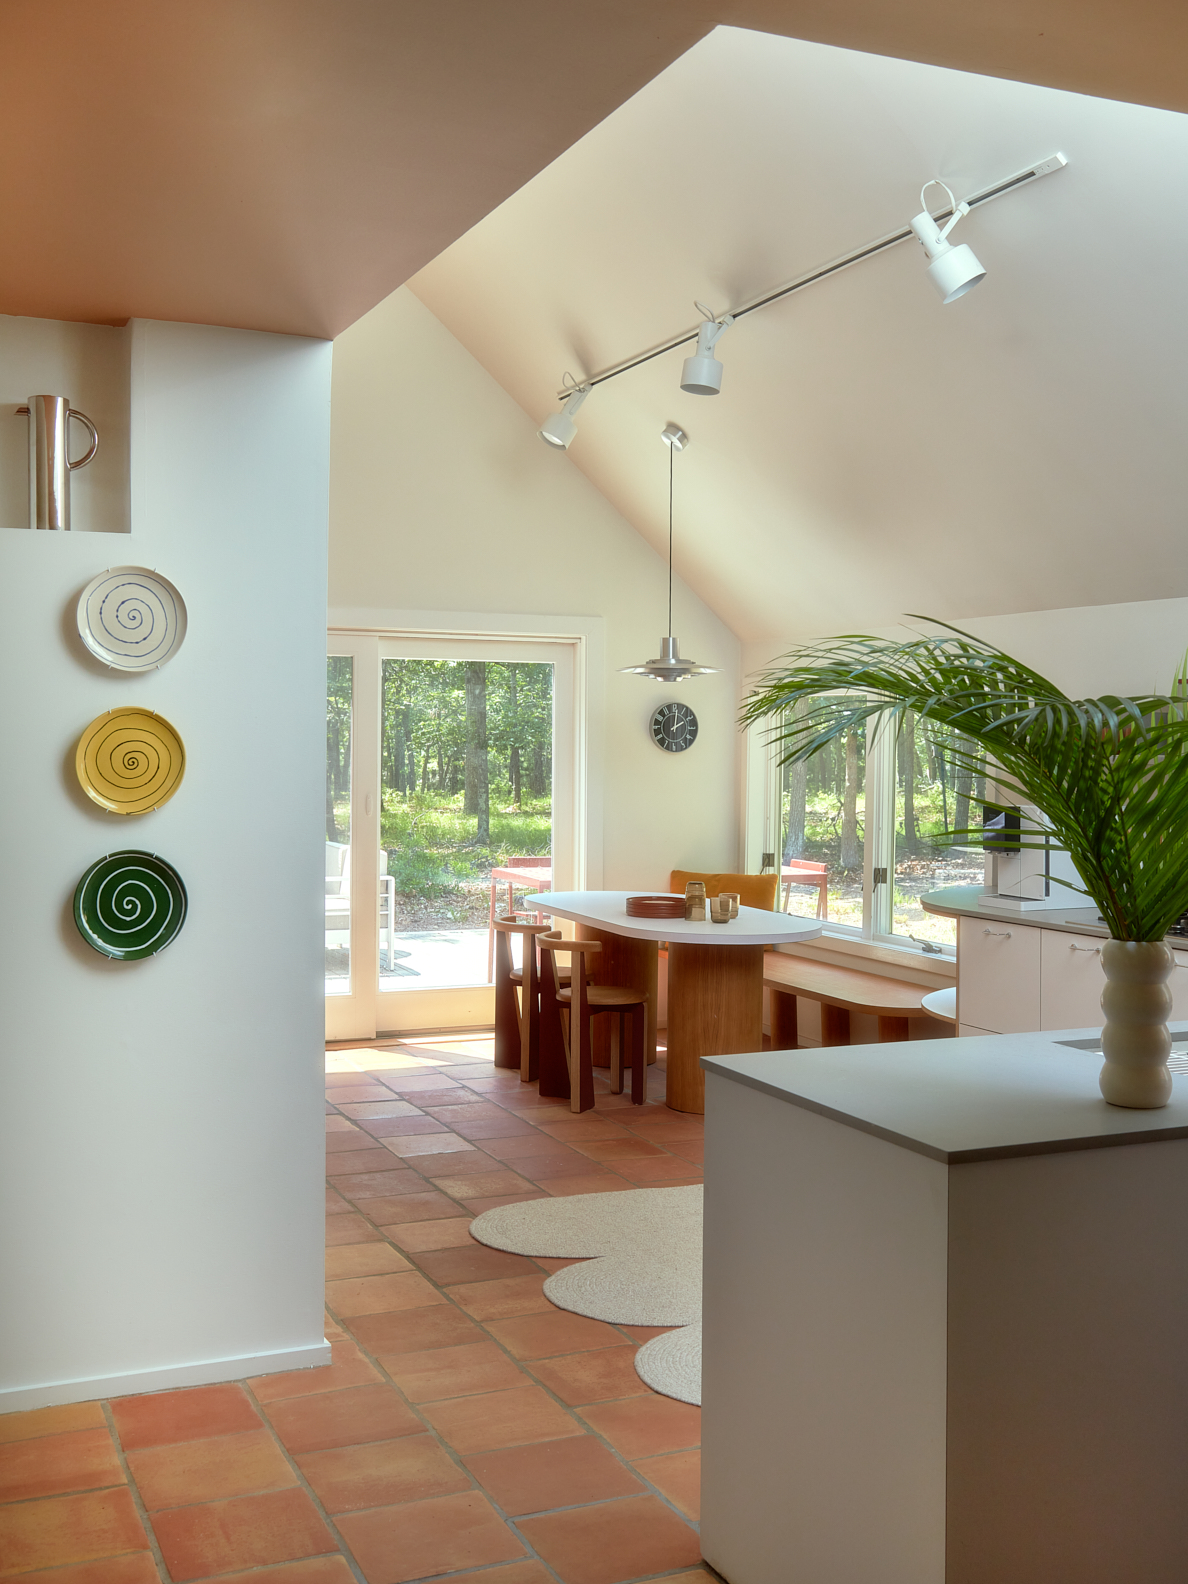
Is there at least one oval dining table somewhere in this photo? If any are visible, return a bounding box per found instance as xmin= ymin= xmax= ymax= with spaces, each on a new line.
xmin=524 ymin=890 xmax=825 ymax=1113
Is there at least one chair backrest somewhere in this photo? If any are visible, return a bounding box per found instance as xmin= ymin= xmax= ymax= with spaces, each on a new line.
xmin=332 ymin=846 xmax=391 ymax=901
xmin=505 ymin=855 xmax=551 ymax=870
xmin=326 ymin=842 xmax=348 ymax=897
xmin=783 ymin=859 xmax=827 ymax=876
xmin=537 ymin=930 xmax=598 ymax=1003
xmin=537 ymin=930 xmax=601 ymax=956
xmin=670 ymin=870 xmax=779 ymax=911
xmin=493 ymin=913 xmax=553 ymax=936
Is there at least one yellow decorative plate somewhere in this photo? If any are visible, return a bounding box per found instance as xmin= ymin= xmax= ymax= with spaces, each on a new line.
xmin=75 ymin=708 xmax=186 ymax=815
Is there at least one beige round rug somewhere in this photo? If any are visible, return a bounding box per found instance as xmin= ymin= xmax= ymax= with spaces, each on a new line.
xmin=469 ymin=1185 xmax=702 ymax=1405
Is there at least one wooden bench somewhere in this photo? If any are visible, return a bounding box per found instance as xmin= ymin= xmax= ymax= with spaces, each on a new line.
xmin=764 ymin=954 xmax=935 ymax=1047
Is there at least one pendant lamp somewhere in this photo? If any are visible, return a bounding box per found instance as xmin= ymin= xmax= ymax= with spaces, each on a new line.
xmin=620 ymin=424 xmax=718 ymax=682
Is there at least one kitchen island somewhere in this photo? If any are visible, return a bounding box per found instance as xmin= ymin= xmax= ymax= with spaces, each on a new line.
xmin=699 ymin=1028 xmax=1188 ymax=1584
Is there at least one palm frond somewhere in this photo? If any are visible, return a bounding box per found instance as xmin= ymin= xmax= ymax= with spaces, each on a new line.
xmin=742 ymin=621 xmax=1188 ymax=941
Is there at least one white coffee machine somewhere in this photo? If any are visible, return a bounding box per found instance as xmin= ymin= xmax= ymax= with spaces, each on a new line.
xmin=980 ymin=803 xmax=1084 ymax=912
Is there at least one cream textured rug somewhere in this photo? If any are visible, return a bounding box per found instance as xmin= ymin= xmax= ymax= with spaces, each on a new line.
xmin=469 ymin=1185 xmax=702 ymax=1405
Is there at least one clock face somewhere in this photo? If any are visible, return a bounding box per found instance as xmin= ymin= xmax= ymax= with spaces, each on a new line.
xmin=651 ymin=702 xmax=698 ymax=753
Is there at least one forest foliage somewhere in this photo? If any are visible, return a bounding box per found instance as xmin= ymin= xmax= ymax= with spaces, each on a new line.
xmin=327 ymin=657 xmax=554 ymax=900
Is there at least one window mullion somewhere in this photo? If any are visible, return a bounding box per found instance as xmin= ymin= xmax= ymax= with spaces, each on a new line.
xmin=867 ymin=714 xmax=896 ymax=938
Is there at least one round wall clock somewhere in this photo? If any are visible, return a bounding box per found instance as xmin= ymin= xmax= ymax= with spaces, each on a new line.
xmin=651 ymin=702 xmax=698 ymax=753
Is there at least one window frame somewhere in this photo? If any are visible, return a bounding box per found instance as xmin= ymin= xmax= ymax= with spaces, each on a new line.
xmin=747 ymin=705 xmax=959 ymax=963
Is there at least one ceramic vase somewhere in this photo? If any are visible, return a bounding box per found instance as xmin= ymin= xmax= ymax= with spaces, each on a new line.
xmin=1098 ymin=939 xmax=1174 ymax=1109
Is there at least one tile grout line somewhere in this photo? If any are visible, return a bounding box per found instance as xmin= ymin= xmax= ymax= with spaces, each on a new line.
xmin=312 ymin=1300 xmax=566 ymax=1584
xmin=236 ymin=1375 xmax=370 ymax=1584
xmin=99 ymin=1399 xmax=175 ymax=1583
xmin=324 ymin=1048 xmax=705 ymax=1544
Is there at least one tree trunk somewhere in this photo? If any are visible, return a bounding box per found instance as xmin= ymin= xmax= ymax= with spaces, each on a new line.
xmin=326 ymin=780 xmax=339 ymax=843
xmin=900 ymin=711 xmax=917 ymax=852
xmin=420 ymin=752 xmax=429 ymax=794
xmin=840 ymin=730 xmax=861 ymax=869
xmin=464 ymin=660 xmax=490 ymax=844
xmin=782 ymin=700 xmax=808 ymax=862
xmin=530 ymin=742 xmax=544 ymax=797
xmin=955 ymin=737 xmax=974 ymax=841
xmin=510 ymin=745 xmax=522 ymax=808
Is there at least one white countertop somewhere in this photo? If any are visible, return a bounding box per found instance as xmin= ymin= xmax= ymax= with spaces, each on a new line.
xmin=922 ymin=884 xmax=1115 ymax=938
xmin=524 ymin=890 xmax=824 ymax=947
xmin=702 ymin=1025 xmax=1188 ymax=1162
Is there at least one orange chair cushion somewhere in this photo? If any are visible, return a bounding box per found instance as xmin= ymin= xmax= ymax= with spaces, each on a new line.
xmin=669 ymin=870 xmax=779 ymax=912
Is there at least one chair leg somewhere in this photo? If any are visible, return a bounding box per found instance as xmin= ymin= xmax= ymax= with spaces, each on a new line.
xmin=609 ymin=1011 xmax=623 ymax=1095
xmin=630 ymin=1005 xmax=646 ymax=1104
xmin=541 ymin=994 xmax=573 ymax=1096
xmin=569 ymin=1006 xmax=596 ymax=1114
xmin=493 ymin=931 xmax=520 ymax=1070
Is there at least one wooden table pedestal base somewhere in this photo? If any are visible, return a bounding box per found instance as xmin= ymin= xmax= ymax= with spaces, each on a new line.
xmin=666 ymin=941 xmax=764 ymax=1114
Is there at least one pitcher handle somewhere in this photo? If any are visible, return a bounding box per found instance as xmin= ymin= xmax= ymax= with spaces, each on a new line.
xmin=67 ymin=409 xmax=99 ymax=470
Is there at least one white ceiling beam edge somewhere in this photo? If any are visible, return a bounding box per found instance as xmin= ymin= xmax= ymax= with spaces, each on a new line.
xmin=554 ymin=152 xmax=1068 ymax=399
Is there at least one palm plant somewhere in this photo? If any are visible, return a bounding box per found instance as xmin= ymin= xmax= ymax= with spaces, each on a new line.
xmin=742 ymin=623 xmax=1188 ymax=943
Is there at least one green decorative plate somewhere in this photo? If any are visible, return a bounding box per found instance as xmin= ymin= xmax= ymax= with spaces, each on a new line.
xmin=73 ymin=850 xmax=188 ymax=960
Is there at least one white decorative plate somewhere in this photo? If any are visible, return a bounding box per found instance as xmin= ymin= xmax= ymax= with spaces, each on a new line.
xmin=76 ymin=567 xmax=187 ymax=671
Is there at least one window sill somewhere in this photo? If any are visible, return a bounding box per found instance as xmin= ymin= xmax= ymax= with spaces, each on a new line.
xmin=771 ymin=929 xmax=956 ymax=986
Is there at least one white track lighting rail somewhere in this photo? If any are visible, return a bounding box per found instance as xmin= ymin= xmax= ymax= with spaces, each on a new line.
xmin=554 ymin=153 xmax=1068 ymax=399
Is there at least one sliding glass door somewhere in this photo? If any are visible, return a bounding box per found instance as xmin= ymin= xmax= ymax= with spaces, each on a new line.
xmin=326 ymin=631 xmax=580 ymax=1041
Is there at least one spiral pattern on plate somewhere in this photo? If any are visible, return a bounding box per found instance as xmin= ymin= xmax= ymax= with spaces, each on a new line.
xmin=73 ymin=850 xmax=188 ymax=959
xmin=76 ymin=707 xmax=185 ymax=815
xmin=77 ymin=567 xmax=187 ymax=671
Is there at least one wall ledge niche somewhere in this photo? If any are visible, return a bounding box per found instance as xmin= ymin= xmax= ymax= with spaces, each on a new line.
xmin=0 ymin=313 xmax=130 ymax=534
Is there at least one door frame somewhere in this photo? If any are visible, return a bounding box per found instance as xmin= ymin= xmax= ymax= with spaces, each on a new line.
xmin=326 ymin=609 xmax=603 ymax=1041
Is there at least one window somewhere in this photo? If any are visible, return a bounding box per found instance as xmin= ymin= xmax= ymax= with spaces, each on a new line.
xmin=326 ymin=627 xmax=581 ymax=1042
xmin=888 ymin=715 xmax=984 ymax=949
xmin=757 ymin=703 xmax=981 ymax=955
xmin=378 ymin=656 xmax=554 ymax=992
xmin=776 ymin=697 xmax=866 ymax=932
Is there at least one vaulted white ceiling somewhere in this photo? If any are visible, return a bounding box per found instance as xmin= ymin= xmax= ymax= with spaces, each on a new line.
xmin=410 ymin=26 xmax=1188 ymax=646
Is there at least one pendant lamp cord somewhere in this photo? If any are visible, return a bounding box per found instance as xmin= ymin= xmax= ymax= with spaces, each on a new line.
xmin=667 ymin=439 xmax=674 ymax=639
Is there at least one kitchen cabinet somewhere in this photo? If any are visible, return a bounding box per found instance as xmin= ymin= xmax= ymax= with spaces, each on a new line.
xmin=957 ymin=916 xmax=1040 ymax=1034
xmin=963 ymin=924 xmax=1188 ymax=1036
xmin=1040 ymin=931 xmax=1105 ymax=1030
xmin=931 ymin=888 xmax=1188 ymax=1038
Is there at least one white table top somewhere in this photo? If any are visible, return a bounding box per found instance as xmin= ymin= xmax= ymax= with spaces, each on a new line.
xmin=523 ymin=890 xmax=825 ymax=947
xmin=703 ymin=1026 xmax=1188 ymax=1162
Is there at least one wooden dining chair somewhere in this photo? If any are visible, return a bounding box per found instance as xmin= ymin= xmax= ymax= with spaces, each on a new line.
xmin=492 ymin=913 xmax=563 ymax=1081
xmin=669 ymin=870 xmax=780 ymax=911
xmin=537 ymin=931 xmax=647 ymax=1113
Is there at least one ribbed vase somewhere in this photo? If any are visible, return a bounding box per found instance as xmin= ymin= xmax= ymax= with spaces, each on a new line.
xmin=1099 ymin=939 xmax=1174 ymax=1109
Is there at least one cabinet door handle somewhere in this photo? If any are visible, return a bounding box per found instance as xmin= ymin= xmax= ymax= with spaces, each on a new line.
xmin=1069 ymin=944 xmax=1101 ymax=954
xmin=983 ymin=927 xmax=1012 ymax=938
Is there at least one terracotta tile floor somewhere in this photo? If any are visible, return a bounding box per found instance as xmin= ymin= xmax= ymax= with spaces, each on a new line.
xmin=0 ymin=1034 xmax=717 ymax=1584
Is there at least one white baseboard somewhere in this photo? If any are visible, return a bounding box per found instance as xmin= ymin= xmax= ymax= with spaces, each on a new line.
xmin=0 ymin=1340 xmax=333 ymax=1413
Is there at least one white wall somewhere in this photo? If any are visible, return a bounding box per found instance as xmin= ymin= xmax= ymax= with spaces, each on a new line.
xmin=329 ymin=288 xmax=742 ymax=890
xmin=743 ymin=596 xmax=1188 ymax=703
xmin=0 ymin=319 xmax=331 ymax=1409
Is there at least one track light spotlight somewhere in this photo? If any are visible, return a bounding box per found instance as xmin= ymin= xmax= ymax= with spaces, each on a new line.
xmin=538 ymin=382 xmax=591 ymax=449
xmin=680 ymin=303 xmax=735 ymax=395
xmin=910 ymin=180 xmax=986 ymax=303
